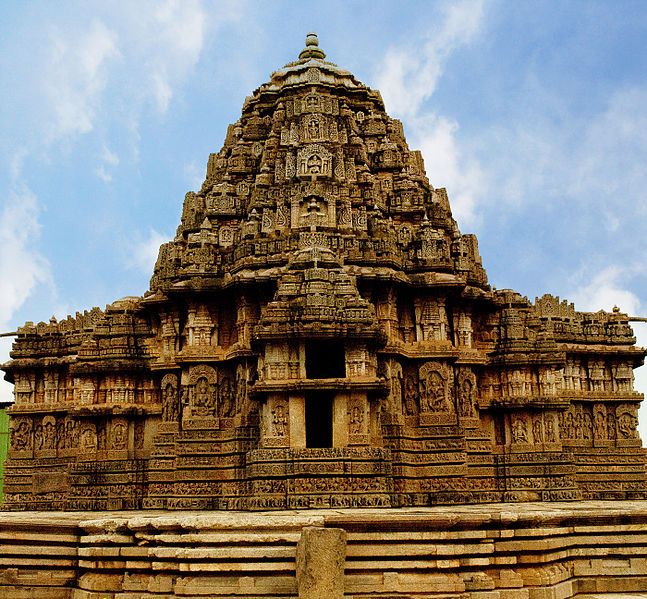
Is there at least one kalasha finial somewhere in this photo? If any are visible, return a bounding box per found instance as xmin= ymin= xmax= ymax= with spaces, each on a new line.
xmin=299 ymin=32 xmax=326 ymax=60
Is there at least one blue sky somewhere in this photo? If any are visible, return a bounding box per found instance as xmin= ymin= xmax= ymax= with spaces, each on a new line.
xmin=1 ymin=0 xmax=647 ymax=434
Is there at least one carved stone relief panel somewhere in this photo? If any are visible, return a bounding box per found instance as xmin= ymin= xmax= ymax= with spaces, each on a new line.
xmin=613 ymin=361 xmax=634 ymax=393
xmin=110 ymin=418 xmax=129 ymax=451
xmin=346 ymin=343 xmax=370 ymax=378
xmin=559 ymin=403 xmax=594 ymax=443
xmin=539 ymin=367 xmax=562 ymax=396
xmin=43 ymin=370 xmax=59 ymax=404
xmin=161 ymin=373 xmax=180 ymax=422
xmin=58 ymin=417 xmax=79 ymax=452
xmin=235 ymin=362 xmax=252 ymax=416
xmin=218 ymin=374 xmax=235 ymax=418
xmin=593 ymin=403 xmax=607 ymax=440
xmin=414 ymin=297 xmax=448 ymax=342
xmin=160 ymin=310 xmax=180 ymax=360
xmin=80 ymin=423 xmax=97 ymax=453
xmin=402 ymin=367 xmax=419 ymax=417
xmin=455 ymin=311 xmax=472 ymax=348
xmin=510 ymin=414 xmax=530 ymax=445
xmin=544 ymin=412 xmax=558 ymax=443
xmin=185 ymin=302 xmax=218 ymax=348
xmin=291 ymin=193 xmax=336 ymax=229
xmin=588 ymin=359 xmax=610 ymax=392
xmin=418 ymin=362 xmax=453 ymax=414
xmin=617 ymin=404 xmax=639 ymax=440
xmin=185 ymin=364 xmax=218 ymax=418
xmin=218 ymin=225 xmax=235 ymax=248
xmin=505 ymin=368 xmax=533 ymax=398
xmin=76 ymin=377 xmax=96 ymax=405
xmin=347 ymin=396 xmax=368 ymax=441
xmin=14 ymin=371 xmax=35 ymax=404
xmin=457 ymin=368 xmax=477 ymax=418
xmin=10 ymin=416 xmax=33 ymax=453
xmin=389 ymin=361 xmax=403 ymax=416
xmin=263 ymin=343 xmax=289 ymax=380
xmin=297 ymin=144 xmax=332 ymax=179
xmin=262 ymin=395 xmax=289 ymax=448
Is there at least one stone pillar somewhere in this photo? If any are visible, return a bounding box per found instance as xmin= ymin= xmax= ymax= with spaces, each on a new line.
xmin=296 ymin=526 xmax=346 ymax=599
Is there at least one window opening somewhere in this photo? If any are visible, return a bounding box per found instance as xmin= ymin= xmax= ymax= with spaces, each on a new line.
xmin=305 ymin=340 xmax=345 ymax=379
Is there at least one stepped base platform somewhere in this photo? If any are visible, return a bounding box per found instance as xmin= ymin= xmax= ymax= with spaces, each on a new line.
xmin=1 ymin=501 xmax=647 ymax=598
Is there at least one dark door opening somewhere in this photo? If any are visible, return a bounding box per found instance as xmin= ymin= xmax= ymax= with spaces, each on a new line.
xmin=305 ymin=340 xmax=345 ymax=379
xmin=305 ymin=393 xmax=333 ymax=448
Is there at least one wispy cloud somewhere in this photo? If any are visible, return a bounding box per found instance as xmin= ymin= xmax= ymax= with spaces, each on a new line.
xmin=44 ymin=20 xmax=120 ymax=141
xmin=0 ymin=184 xmax=52 ymax=329
xmin=95 ymin=145 xmax=120 ymax=182
xmin=124 ymin=228 xmax=171 ymax=276
xmin=374 ymin=0 xmax=486 ymax=227
xmin=568 ymin=265 xmax=641 ymax=315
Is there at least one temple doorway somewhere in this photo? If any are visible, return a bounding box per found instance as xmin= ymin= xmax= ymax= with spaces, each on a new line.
xmin=305 ymin=392 xmax=334 ymax=448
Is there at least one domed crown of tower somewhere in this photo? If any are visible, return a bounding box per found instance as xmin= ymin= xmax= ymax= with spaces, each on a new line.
xmin=150 ymin=34 xmax=488 ymax=294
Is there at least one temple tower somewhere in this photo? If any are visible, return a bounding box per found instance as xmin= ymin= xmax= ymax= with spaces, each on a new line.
xmin=2 ymin=35 xmax=645 ymax=510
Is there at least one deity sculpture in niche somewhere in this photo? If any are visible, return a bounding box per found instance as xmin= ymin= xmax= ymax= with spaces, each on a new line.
xmin=419 ymin=362 xmax=453 ymax=413
xmin=617 ymin=405 xmax=638 ymax=439
xmin=607 ymin=410 xmax=617 ymax=440
xmin=271 ymin=403 xmax=287 ymax=437
xmin=161 ymin=374 xmax=179 ymax=422
xmin=80 ymin=424 xmax=97 ymax=452
xmin=349 ymin=404 xmax=364 ymax=435
xmin=457 ymin=369 xmax=477 ymax=417
xmin=292 ymin=191 xmax=335 ymax=229
xmin=594 ymin=405 xmax=607 ymax=439
xmin=111 ymin=419 xmax=128 ymax=451
xmin=545 ymin=415 xmax=557 ymax=442
xmin=11 ymin=418 xmax=32 ymax=451
xmin=186 ymin=365 xmax=218 ymax=418
xmin=403 ymin=373 xmax=418 ymax=416
xmin=511 ymin=416 xmax=529 ymax=444
xmin=219 ymin=376 xmax=234 ymax=417
xmin=297 ymin=144 xmax=332 ymax=178
xmin=532 ymin=416 xmax=543 ymax=443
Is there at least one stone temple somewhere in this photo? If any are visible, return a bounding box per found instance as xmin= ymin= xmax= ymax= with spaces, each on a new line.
xmin=2 ymin=32 xmax=646 ymax=514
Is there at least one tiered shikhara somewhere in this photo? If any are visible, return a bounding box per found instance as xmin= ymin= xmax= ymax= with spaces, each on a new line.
xmin=3 ymin=35 xmax=646 ymax=510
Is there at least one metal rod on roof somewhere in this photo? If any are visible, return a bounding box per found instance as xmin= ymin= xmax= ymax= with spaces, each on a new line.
xmin=628 ymin=317 xmax=647 ymax=323
xmin=0 ymin=331 xmax=17 ymax=337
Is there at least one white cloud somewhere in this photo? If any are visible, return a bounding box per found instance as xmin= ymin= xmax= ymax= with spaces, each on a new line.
xmin=45 ymin=20 xmax=120 ymax=141
xmin=376 ymin=0 xmax=485 ymax=119
xmin=373 ymin=0 xmax=486 ymax=228
xmin=475 ymin=86 xmax=647 ymax=219
xmin=0 ymin=184 xmax=52 ymax=330
xmin=411 ymin=113 xmax=485 ymax=226
xmin=95 ymin=145 xmax=120 ymax=182
xmin=568 ymin=265 xmax=641 ymax=315
xmin=146 ymin=0 xmax=207 ymax=113
xmin=184 ymin=161 xmax=205 ymax=191
xmin=125 ymin=228 xmax=171 ymax=275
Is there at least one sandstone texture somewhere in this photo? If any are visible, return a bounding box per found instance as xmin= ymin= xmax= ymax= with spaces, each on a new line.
xmin=1 ymin=502 xmax=647 ymax=597
xmin=1 ymin=33 xmax=645 ymax=512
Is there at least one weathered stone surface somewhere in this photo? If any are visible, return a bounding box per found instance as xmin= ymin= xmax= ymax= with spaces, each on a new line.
xmin=1 ymin=33 xmax=646 ymax=513
xmin=0 ymin=502 xmax=646 ymax=597
xmin=296 ymin=526 xmax=346 ymax=599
